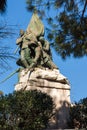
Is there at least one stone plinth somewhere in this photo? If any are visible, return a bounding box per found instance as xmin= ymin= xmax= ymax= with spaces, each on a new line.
xmin=15 ymin=68 xmax=71 ymax=129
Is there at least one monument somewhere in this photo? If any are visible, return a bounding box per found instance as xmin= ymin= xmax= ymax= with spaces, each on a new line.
xmin=15 ymin=12 xmax=71 ymax=129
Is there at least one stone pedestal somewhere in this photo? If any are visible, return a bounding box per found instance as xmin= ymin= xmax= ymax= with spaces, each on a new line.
xmin=15 ymin=68 xmax=71 ymax=129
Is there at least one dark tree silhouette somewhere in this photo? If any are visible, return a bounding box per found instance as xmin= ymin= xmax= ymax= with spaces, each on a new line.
xmin=0 ymin=0 xmax=7 ymax=13
xmin=0 ymin=0 xmax=16 ymax=73
xmin=0 ymin=90 xmax=54 ymax=130
xmin=26 ymin=0 xmax=87 ymax=59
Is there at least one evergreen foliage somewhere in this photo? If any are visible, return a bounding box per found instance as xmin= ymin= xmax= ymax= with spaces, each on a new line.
xmin=26 ymin=0 xmax=87 ymax=59
xmin=0 ymin=90 xmax=55 ymax=130
xmin=0 ymin=0 xmax=7 ymax=13
xmin=68 ymin=97 xmax=87 ymax=128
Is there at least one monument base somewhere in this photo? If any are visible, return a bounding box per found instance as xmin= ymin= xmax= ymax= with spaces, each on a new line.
xmin=15 ymin=67 xmax=71 ymax=129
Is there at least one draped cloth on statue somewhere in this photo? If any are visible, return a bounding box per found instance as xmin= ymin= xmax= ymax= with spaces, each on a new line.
xmin=26 ymin=12 xmax=44 ymax=37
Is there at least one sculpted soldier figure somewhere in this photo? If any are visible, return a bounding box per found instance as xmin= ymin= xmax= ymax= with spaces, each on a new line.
xmin=0 ymin=12 xmax=58 ymax=84
xmin=16 ymin=29 xmax=31 ymax=68
xmin=16 ymin=12 xmax=58 ymax=70
xmin=38 ymin=36 xmax=58 ymax=69
xmin=16 ymin=30 xmax=41 ymax=69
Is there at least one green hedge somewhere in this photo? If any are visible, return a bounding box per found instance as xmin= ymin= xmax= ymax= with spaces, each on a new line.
xmin=0 ymin=90 xmax=55 ymax=130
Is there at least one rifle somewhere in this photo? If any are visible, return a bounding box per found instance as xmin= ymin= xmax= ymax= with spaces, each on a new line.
xmin=0 ymin=68 xmax=20 ymax=84
xmin=14 ymin=46 xmax=20 ymax=54
xmin=14 ymin=35 xmax=23 ymax=54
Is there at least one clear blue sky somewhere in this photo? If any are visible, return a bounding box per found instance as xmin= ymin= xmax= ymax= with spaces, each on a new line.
xmin=0 ymin=0 xmax=87 ymax=103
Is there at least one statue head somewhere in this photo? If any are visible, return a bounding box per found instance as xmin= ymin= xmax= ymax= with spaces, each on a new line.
xmin=38 ymin=36 xmax=45 ymax=43
xmin=27 ymin=32 xmax=38 ymax=46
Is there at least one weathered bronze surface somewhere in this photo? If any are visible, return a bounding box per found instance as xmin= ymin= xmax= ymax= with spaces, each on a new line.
xmin=16 ymin=12 xmax=58 ymax=70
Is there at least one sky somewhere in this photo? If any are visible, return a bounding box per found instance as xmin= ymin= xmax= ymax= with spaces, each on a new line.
xmin=0 ymin=0 xmax=87 ymax=103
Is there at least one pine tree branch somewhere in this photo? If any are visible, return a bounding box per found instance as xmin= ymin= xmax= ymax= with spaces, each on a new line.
xmin=81 ymin=0 xmax=87 ymax=23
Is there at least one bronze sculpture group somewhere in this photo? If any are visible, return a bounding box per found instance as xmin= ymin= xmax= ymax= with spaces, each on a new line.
xmin=16 ymin=13 xmax=58 ymax=70
xmin=0 ymin=12 xmax=58 ymax=84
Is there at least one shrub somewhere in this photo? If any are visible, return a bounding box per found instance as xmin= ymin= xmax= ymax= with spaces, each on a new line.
xmin=68 ymin=97 xmax=87 ymax=129
xmin=0 ymin=90 xmax=55 ymax=130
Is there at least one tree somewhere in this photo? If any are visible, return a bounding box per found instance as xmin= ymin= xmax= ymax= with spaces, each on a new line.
xmin=0 ymin=90 xmax=55 ymax=130
xmin=68 ymin=97 xmax=87 ymax=129
xmin=0 ymin=0 xmax=7 ymax=13
xmin=0 ymin=22 xmax=15 ymax=73
xmin=26 ymin=0 xmax=87 ymax=59
xmin=0 ymin=0 xmax=16 ymax=73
